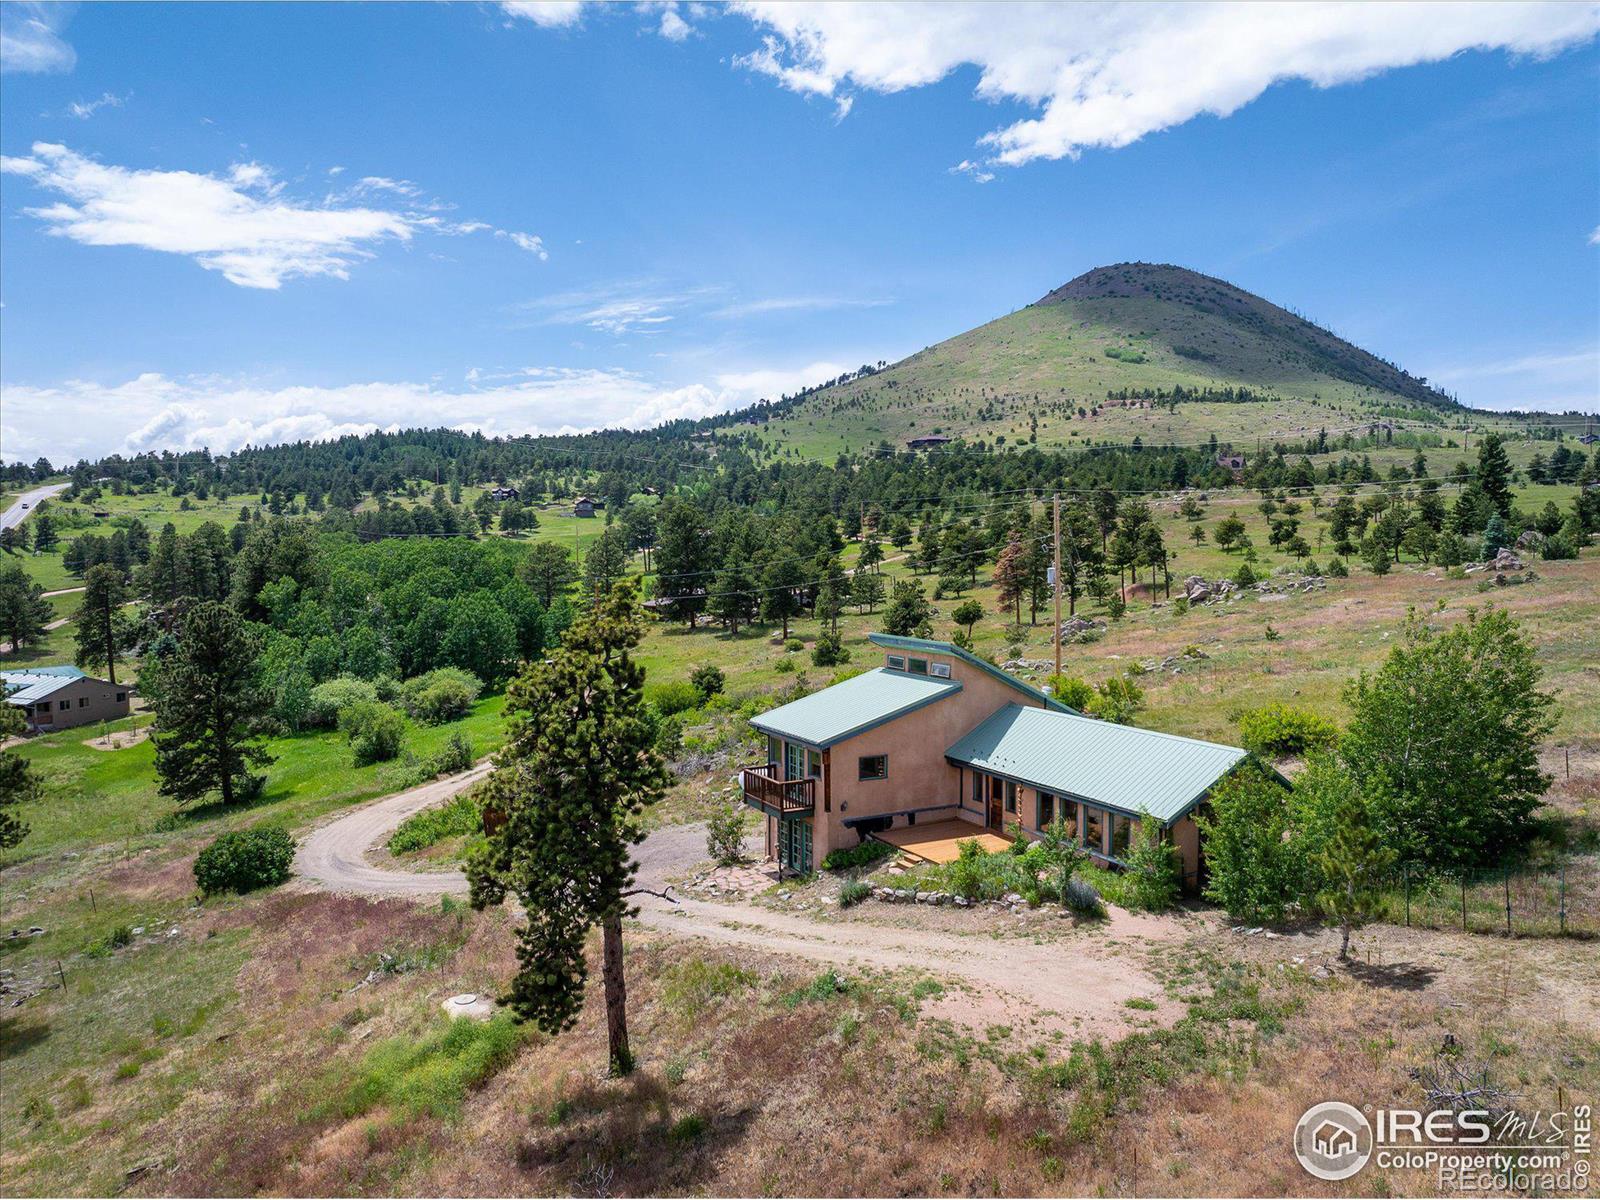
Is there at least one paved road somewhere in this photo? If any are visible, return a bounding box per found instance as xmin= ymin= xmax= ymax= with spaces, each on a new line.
xmin=1 ymin=484 xmax=68 ymax=532
xmin=295 ymin=765 xmax=1179 ymax=1037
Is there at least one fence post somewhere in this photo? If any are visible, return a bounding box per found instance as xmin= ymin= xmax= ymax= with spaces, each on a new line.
xmin=1404 ymin=864 xmax=1411 ymax=928
xmin=1504 ymin=869 xmax=1512 ymax=937
xmin=1559 ymin=861 xmax=1567 ymax=937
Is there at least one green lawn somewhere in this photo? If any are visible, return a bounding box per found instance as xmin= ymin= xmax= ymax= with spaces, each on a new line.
xmin=8 ymin=694 xmax=508 ymax=866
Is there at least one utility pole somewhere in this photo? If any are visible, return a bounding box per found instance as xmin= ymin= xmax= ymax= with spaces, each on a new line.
xmin=1052 ymin=493 xmax=1062 ymax=680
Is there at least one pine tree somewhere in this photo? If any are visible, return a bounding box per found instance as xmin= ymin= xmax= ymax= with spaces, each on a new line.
xmin=0 ymin=706 xmax=39 ymax=851
xmin=466 ymin=580 xmax=668 ymax=1075
xmin=760 ymin=556 xmax=804 ymax=638
xmin=882 ymin=579 xmax=933 ymax=637
xmin=0 ymin=562 xmax=52 ymax=652
xmin=994 ymin=537 xmax=1028 ymax=624
xmin=148 ymin=602 xmax=276 ymax=806
xmin=519 ymin=541 xmax=578 ymax=606
xmin=74 ymin=565 xmax=137 ymax=685
xmin=1312 ymin=789 xmax=1396 ymax=959
xmin=1476 ymin=434 xmax=1513 ymax=518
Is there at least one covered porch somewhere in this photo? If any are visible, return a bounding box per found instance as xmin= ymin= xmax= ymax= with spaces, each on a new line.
xmin=871 ymin=818 xmax=1012 ymax=865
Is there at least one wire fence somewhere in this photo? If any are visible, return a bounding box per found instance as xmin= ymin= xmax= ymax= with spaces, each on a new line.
xmin=1374 ymin=859 xmax=1598 ymax=939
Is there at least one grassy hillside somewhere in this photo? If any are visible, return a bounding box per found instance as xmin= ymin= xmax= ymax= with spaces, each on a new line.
xmin=748 ymin=263 xmax=1552 ymax=459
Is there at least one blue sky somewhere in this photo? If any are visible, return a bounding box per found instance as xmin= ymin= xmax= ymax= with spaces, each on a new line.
xmin=1 ymin=1 xmax=1597 ymax=463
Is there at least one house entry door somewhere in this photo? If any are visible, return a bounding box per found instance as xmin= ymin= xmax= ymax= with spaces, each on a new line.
xmin=985 ymin=775 xmax=1003 ymax=830
xmin=778 ymin=816 xmax=812 ymax=875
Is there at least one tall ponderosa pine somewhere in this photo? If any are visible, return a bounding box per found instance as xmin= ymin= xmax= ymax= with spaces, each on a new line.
xmin=467 ymin=580 xmax=668 ymax=1075
xmin=74 ymin=564 xmax=138 ymax=685
xmin=0 ymin=705 xmax=40 ymax=851
xmin=0 ymin=562 xmax=52 ymax=652
xmin=149 ymin=602 xmax=277 ymax=807
xmin=1475 ymin=434 xmax=1514 ymax=518
xmin=519 ymin=541 xmax=579 ymax=607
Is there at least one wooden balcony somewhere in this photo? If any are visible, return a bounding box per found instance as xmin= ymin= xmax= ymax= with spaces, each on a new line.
xmin=740 ymin=762 xmax=815 ymax=816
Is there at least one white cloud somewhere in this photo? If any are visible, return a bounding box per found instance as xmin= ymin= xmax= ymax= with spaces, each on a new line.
xmin=502 ymin=2 xmax=585 ymax=28
xmin=67 ymin=91 xmax=127 ymax=120
xmin=0 ymin=144 xmax=551 ymax=287
xmin=729 ymin=2 xmax=1600 ymax=168
xmin=1590 ymin=225 xmax=1600 ymax=246
xmin=497 ymin=229 xmax=550 ymax=259
xmin=659 ymin=7 xmax=692 ymax=41
xmin=714 ymin=360 xmax=849 ymax=399
xmin=709 ymin=295 xmax=890 ymax=319
xmin=1 ymin=2 xmax=75 ymax=74
xmin=950 ymin=159 xmax=994 ymax=184
xmin=0 ymin=364 xmax=800 ymax=461
xmin=519 ymin=282 xmax=720 ymax=334
xmin=1426 ymin=345 xmax=1600 ymax=412
xmin=0 ymin=143 xmax=415 ymax=289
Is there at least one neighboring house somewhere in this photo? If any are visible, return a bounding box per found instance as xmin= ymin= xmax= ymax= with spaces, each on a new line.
xmin=1579 ymin=433 xmax=1598 ymax=446
xmin=488 ymin=485 xmax=520 ymax=501
xmin=2 ymin=666 xmax=130 ymax=732
xmin=906 ymin=434 xmax=953 ymax=451
xmin=1215 ymin=452 xmax=1246 ymax=471
xmin=573 ymin=496 xmax=597 ymax=517
xmin=741 ymin=633 xmax=1254 ymax=886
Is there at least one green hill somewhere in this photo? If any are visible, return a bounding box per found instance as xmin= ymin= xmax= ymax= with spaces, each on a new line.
xmin=747 ymin=262 xmax=1474 ymax=458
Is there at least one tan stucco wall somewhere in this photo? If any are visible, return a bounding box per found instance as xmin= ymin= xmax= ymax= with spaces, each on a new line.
xmin=17 ymin=677 xmax=131 ymax=732
xmin=805 ymin=651 xmax=1047 ymax=864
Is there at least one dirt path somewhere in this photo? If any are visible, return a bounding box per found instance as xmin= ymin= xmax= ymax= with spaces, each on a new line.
xmin=294 ymin=768 xmax=1182 ymax=1038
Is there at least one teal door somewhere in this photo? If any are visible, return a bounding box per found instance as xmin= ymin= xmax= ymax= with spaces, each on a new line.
xmin=778 ymin=816 xmax=813 ymax=875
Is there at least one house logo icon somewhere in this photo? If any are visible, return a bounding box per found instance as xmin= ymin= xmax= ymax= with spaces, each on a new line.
xmin=1294 ymin=1102 xmax=1373 ymax=1180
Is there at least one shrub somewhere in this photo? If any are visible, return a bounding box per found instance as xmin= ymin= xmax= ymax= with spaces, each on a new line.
xmin=389 ymin=793 xmax=480 ymax=855
xmin=321 ymin=1013 xmax=526 ymax=1121
xmin=1044 ymin=674 xmax=1095 ymax=711
xmin=821 ymin=839 xmax=895 ymax=871
xmin=306 ymin=676 xmax=380 ymax=728
xmin=839 ymin=880 xmax=871 ymax=907
xmin=1232 ymin=561 xmax=1258 ymax=587
xmin=1062 ymin=877 xmax=1105 ymax=917
xmin=705 ymin=804 xmax=749 ymax=866
xmin=1326 ymin=557 xmax=1349 ymax=578
xmin=341 ymin=701 xmax=406 ymax=765
xmin=400 ymin=668 xmax=482 ymax=724
xmin=646 ymin=679 xmax=701 ymax=717
xmin=194 ymin=826 xmax=294 ymax=895
xmin=811 ymin=628 xmax=849 ymax=666
xmin=784 ymin=637 xmax=804 ymax=652
xmin=1087 ymin=674 xmax=1144 ymax=725
xmin=430 ymin=730 xmax=474 ymax=775
xmin=1124 ymin=816 xmax=1183 ymax=912
xmin=773 ymin=657 xmax=795 ymax=675
xmin=690 ymin=663 xmax=725 ymax=701
xmin=1237 ymin=703 xmax=1339 ymax=758
xmin=1195 ymin=765 xmax=1305 ymax=922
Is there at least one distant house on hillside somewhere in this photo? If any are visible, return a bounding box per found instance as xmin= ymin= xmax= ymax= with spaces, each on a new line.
xmin=906 ymin=434 xmax=953 ymax=451
xmin=489 ymin=485 xmax=520 ymax=501
xmin=2 ymin=666 xmax=130 ymax=732
xmin=573 ymin=496 xmax=597 ymax=518
xmin=1215 ymin=452 xmax=1246 ymax=471
xmin=1579 ymin=433 xmax=1598 ymax=446
xmin=740 ymin=633 xmax=1264 ymax=882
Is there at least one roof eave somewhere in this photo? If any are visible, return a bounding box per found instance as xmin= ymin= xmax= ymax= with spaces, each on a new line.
xmin=751 ymin=680 xmax=962 ymax=750
xmin=867 ymin=633 xmax=1076 ymax=714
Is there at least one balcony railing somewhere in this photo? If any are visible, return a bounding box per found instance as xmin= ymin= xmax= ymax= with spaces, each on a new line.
xmin=740 ymin=762 xmax=815 ymax=815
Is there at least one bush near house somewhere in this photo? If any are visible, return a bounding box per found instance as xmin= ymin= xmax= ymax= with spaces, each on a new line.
xmin=821 ymin=839 xmax=896 ymax=871
xmin=341 ymin=701 xmax=406 ymax=766
xmin=400 ymin=668 xmax=482 ymax=724
xmin=194 ymin=826 xmax=294 ymax=895
xmin=1237 ymin=703 xmax=1339 ymax=758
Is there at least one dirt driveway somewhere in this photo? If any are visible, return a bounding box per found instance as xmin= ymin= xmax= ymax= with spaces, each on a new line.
xmin=294 ymin=767 xmax=1186 ymax=1039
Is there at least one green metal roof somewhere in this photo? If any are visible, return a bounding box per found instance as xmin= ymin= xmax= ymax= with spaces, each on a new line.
xmin=751 ymin=668 xmax=962 ymax=749
xmin=945 ymin=704 xmax=1248 ymax=824
xmin=867 ymin=633 xmax=1075 ymax=713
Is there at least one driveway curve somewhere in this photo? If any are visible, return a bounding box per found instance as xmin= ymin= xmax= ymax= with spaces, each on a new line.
xmin=295 ymin=765 xmax=1185 ymax=1038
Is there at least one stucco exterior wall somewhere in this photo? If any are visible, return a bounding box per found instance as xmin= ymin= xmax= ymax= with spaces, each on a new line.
xmin=805 ymin=650 xmax=1048 ymax=864
xmin=14 ymin=677 xmax=131 ymax=732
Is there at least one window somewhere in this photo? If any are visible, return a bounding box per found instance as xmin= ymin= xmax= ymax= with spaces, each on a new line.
xmin=806 ymin=750 xmax=822 ymax=779
xmin=767 ymin=735 xmax=781 ymax=767
xmin=971 ymin=770 xmax=982 ymax=805
xmin=1083 ymin=807 xmax=1105 ymax=854
xmin=785 ymin=741 xmax=805 ymax=781
xmin=858 ymin=755 xmax=888 ymax=781
xmin=1058 ymin=798 xmax=1079 ymax=840
xmin=886 ymin=654 xmax=906 ymax=671
xmin=929 ymin=661 xmax=952 ymax=679
xmin=1110 ymin=813 xmax=1134 ymax=859
xmin=59 ymin=700 xmax=71 ymax=712
xmin=79 ymin=697 xmax=89 ymax=707
xmin=1004 ymin=779 xmax=1017 ymax=815
xmin=1037 ymin=791 xmax=1055 ymax=829
xmin=907 ymin=657 xmax=929 ymax=675
xmin=115 ymin=692 xmax=126 ymax=703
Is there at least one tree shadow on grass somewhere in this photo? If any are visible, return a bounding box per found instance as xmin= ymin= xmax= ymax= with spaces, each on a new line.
xmin=0 ymin=1011 xmax=52 ymax=1057
xmin=1343 ymin=959 xmax=1439 ymax=992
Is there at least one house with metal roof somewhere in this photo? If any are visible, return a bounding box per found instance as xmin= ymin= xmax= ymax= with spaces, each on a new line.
xmin=740 ymin=633 xmax=1254 ymax=886
xmin=2 ymin=666 xmax=131 ymax=732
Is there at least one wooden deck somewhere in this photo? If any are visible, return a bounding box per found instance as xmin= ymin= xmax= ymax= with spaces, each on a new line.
xmin=874 ymin=819 xmax=1012 ymax=864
